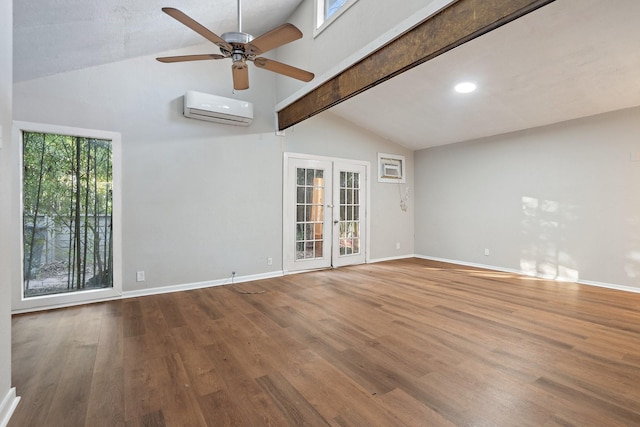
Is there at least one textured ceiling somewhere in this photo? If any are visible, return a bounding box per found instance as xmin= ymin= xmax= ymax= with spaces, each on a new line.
xmin=14 ymin=0 xmax=303 ymax=82
xmin=13 ymin=0 xmax=640 ymax=150
xmin=329 ymin=0 xmax=640 ymax=149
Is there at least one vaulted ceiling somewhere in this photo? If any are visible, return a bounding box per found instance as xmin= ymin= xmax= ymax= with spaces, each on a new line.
xmin=13 ymin=0 xmax=640 ymax=150
xmin=327 ymin=0 xmax=640 ymax=149
xmin=13 ymin=0 xmax=303 ymax=82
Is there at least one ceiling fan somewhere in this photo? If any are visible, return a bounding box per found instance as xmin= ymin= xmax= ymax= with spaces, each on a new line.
xmin=156 ymin=0 xmax=314 ymax=90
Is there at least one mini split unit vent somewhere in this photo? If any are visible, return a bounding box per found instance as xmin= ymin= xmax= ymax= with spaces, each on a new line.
xmin=183 ymin=90 xmax=253 ymax=126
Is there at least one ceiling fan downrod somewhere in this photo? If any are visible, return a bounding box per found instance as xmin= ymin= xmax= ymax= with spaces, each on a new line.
xmin=221 ymin=0 xmax=253 ymax=48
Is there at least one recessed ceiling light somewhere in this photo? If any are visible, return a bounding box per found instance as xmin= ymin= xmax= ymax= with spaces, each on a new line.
xmin=454 ymin=82 xmax=477 ymax=94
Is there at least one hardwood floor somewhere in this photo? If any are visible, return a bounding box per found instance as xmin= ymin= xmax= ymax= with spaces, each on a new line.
xmin=10 ymin=258 xmax=640 ymax=426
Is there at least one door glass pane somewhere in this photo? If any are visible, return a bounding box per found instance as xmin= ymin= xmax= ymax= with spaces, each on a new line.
xmin=295 ymin=167 xmax=325 ymax=261
xmin=337 ymin=171 xmax=361 ymax=257
xmin=22 ymin=132 xmax=113 ymax=297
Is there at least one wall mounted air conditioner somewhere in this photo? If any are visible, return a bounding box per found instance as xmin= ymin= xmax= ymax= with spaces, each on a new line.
xmin=183 ymin=90 xmax=253 ymax=126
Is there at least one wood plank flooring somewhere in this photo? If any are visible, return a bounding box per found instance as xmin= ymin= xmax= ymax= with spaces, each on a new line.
xmin=10 ymin=258 xmax=640 ymax=426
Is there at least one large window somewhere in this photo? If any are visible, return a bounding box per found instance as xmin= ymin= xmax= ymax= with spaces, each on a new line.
xmin=315 ymin=0 xmax=358 ymax=34
xmin=16 ymin=122 xmax=121 ymax=309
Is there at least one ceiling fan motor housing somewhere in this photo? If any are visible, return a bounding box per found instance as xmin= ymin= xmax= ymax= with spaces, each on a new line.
xmin=221 ymin=31 xmax=254 ymax=44
xmin=221 ymin=31 xmax=255 ymax=65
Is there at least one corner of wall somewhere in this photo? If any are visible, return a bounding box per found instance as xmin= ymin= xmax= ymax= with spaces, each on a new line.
xmin=0 ymin=389 xmax=20 ymax=427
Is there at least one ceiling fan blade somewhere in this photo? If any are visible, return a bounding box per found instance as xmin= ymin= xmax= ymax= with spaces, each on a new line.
xmin=246 ymin=24 xmax=303 ymax=56
xmin=232 ymin=62 xmax=249 ymax=90
xmin=156 ymin=54 xmax=226 ymax=63
xmin=253 ymin=57 xmax=314 ymax=82
xmin=162 ymin=7 xmax=232 ymax=51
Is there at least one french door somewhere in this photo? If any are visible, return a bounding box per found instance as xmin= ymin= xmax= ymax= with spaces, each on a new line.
xmin=284 ymin=154 xmax=367 ymax=272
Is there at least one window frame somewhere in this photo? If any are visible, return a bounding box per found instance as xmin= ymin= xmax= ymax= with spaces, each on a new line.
xmin=314 ymin=0 xmax=359 ymax=37
xmin=13 ymin=121 xmax=122 ymax=312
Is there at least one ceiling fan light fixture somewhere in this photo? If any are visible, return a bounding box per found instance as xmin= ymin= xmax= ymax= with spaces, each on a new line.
xmin=454 ymin=81 xmax=477 ymax=94
xmin=232 ymin=59 xmax=247 ymax=69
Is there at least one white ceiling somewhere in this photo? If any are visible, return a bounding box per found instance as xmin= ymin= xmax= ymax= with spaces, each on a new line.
xmin=329 ymin=0 xmax=640 ymax=149
xmin=13 ymin=0 xmax=303 ymax=82
xmin=13 ymin=0 xmax=640 ymax=151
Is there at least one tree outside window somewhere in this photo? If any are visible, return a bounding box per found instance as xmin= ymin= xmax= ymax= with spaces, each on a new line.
xmin=22 ymin=131 xmax=113 ymax=297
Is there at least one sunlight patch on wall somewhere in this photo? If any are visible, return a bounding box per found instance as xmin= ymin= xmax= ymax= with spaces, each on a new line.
xmin=520 ymin=195 xmax=580 ymax=282
xmin=626 ymin=250 xmax=640 ymax=278
xmin=625 ymin=214 xmax=640 ymax=279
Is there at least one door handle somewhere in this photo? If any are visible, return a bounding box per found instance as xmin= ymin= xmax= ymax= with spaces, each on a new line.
xmin=333 ymin=220 xmax=339 ymax=224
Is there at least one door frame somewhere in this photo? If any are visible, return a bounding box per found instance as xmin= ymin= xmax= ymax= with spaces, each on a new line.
xmin=283 ymin=152 xmax=371 ymax=274
xmin=332 ymin=161 xmax=367 ymax=268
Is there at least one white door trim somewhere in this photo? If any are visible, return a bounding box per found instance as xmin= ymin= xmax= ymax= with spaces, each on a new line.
xmin=283 ymin=152 xmax=370 ymax=273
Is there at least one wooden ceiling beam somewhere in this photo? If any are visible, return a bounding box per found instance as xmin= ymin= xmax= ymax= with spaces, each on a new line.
xmin=277 ymin=0 xmax=555 ymax=130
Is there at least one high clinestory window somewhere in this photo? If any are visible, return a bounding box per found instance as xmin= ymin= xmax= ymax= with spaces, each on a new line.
xmin=315 ymin=0 xmax=359 ymax=34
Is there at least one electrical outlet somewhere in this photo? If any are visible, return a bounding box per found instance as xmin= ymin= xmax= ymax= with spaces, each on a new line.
xmin=267 ymin=257 xmax=273 ymax=265
xmin=136 ymin=271 xmax=145 ymax=282
xmin=484 ymin=248 xmax=490 ymax=256
xmin=396 ymin=242 xmax=401 ymax=250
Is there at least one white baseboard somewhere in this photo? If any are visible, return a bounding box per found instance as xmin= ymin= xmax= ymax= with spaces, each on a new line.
xmin=13 ymin=271 xmax=286 ymax=314
xmin=122 ymin=270 xmax=285 ymax=299
xmin=577 ymin=278 xmax=640 ymax=294
xmin=415 ymin=254 xmax=640 ymax=294
xmin=14 ymin=255 xmax=640 ymax=313
xmin=415 ymin=255 xmax=523 ymax=275
xmin=368 ymin=254 xmax=418 ymax=264
xmin=0 ymin=388 xmax=20 ymax=427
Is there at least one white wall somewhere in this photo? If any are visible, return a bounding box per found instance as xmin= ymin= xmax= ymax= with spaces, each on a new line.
xmin=283 ymin=112 xmax=414 ymax=260
xmin=276 ymin=0 xmax=453 ymax=103
xmin=0 ymin=0 xmax=18 ymax=422
xmin=414 ymin=106 xmax=640 ymax=290
xmin=12 ymin=42 xmax=414 ymax=300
